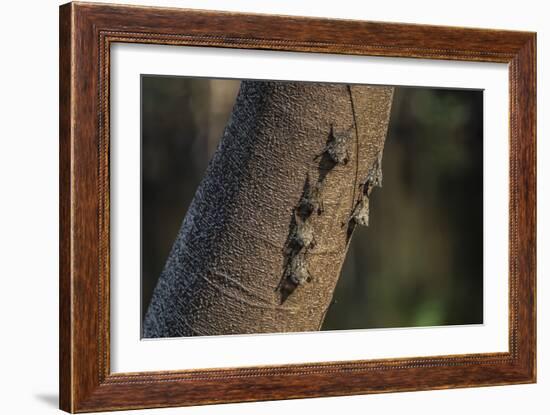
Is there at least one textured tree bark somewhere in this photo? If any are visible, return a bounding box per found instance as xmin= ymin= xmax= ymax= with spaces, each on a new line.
xmin=143 ymin=81 xmax=394 ymax=337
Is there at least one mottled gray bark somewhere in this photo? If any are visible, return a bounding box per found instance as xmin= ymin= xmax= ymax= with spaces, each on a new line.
xmin=143 ymin=81 xmax=394 ymax=337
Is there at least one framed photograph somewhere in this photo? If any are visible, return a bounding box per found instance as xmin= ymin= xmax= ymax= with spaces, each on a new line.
xmin=59 ymin=2 xmax=536 ymax=412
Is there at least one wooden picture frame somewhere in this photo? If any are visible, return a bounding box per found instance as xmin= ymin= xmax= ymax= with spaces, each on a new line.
xmin=59 ymin=2 xmax=536 ymax=412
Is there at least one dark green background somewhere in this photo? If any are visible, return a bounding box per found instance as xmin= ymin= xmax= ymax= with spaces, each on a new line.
xmin=141 ymin=76 xmax=483 ymax=330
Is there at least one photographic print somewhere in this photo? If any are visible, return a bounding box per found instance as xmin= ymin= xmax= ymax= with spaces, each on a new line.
xmin=141 ymin=77 xmax=483 ymax=338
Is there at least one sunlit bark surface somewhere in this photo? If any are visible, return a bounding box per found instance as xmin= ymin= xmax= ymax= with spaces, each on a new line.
xmin=143 ymin=81 xmax=394 ymax=337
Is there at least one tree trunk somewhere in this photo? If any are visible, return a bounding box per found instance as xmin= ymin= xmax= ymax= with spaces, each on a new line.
xmin=143 ymin=81 xmax=394 ymax=337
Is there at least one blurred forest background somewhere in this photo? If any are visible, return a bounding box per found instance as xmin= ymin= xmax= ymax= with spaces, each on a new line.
xmin=141 ymin=76 xmax=483 ymax=331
